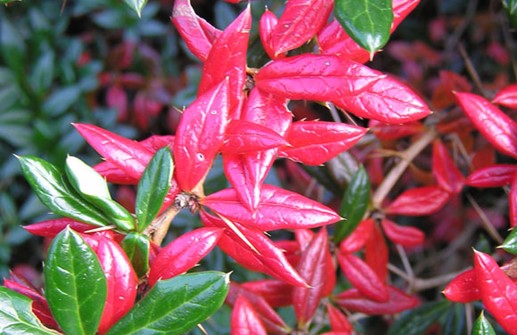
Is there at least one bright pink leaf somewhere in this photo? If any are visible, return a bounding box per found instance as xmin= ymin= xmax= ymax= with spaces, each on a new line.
xmin=493 ymin=84 xmax=517 ymax=109
xmin=200 ymin=211 xmax=307 ymax=287
xmin=268 ymin=0 xmax=333 ymax=57
xmin=442 ymin=268 xmax=480 ymax=303
xmin=242 ymin=279 xmax=293 ymax=307
xmin=380 ymin=219 xmax=425 ymax=247
xmin=365 ymin=224 xmax=389 ymax=281
xmin=259 ymin=9 xmax=280 ymax=59
xmin=231 ymin=296 xmax=268 ymax=335
xmin=510 ymin=172 xmax=517 ymax=227
xmin=201 ymin=185 xmax=341 ymax=231
xmin=432 ymin=140 xmax=465 ymax=194
xmin=293 ymin=228 xmax=329 ymax=326
xmin=466 ymin=164 xmax=517 ymax=188
xmin=106 ymin=84 xmax=128 ymax=122
xmin=148 ymin=227 xmax=224 ymax=287
xmin=474 ymin=250 xmax=517 ymax=333
xmin=94 ymin=161 xmax=137 ymax=184
xmin=455 ymin=92 xmax=517 ymax=159
xmin=174 ymin=79 xmax=230 ymax=192
xmin=335 ymin=286 xmax=419 ymax=315
xmin=369 ymin=119 xmax=424 ymax=140
xmin=338 ymin=253 xmax=388 ymax=303
xmin=339 ymin=218 xmax=374 ymax=254
xmin=24 ymin=218 xmax=95 ymax=238
xmin=221 ymin=120 xmax=289 ymax=155
xmin=171 ymin=0 xmax=221 ymax=62
xmin=279 ymin=121 xmax=367 ymax=165
xmin=140 ymin=135 xmax=174 ymax=151
xmin=327 ymin=303 xmax=352 ymax=333
xmin=385 ymin=185 xmax=450 ymax=216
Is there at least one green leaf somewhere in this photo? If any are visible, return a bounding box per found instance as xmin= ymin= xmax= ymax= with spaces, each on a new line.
xmin=334 ymin=165 xmax=371 ymax=243
xmin=387 ymin=300 xmax=451 ymax=335
xmin=503 ymin=0 xmax=517 ymax=29
xmin=121 ymin=232 xmax=150 ymax=277
xmin=135 ymin=146 xmax=173 ymax=232
xmin=44 ymin=228 xmax=107 ymax=335
xmin=17 ymin=155 xmax=110 ymax=227
xmin=501 ymin=228 xmax=517 ymax=255
xmin=124 ymin=0 xmax=148 ymax=17
xmin=334 ymin=0 xmax=393 ymax=56
xmin=107 ymin=272 xmax=230 ymax=335
xmin=472 ymin=312 xmax=496 ymax=335
xmin=0 ymin=287 xmax=61 ymax=335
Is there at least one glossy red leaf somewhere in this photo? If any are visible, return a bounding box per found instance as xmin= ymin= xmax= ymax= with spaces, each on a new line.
xmin=369 ymin=119 xmax=424 ymax=140
xmin=174 ymin=79 xmax=230 ymax=192
xmin=82 ymin=234 xmax=138 ymax=334
xmin=493 ymin=84 xmax=517 ymax=109
xmin=380 ymin=219 xmax=425 ymax=247
xmin=385 ymin=185 xmax=450 ymax=216
xmin=318 ymin=0 xmax=420 ymax=63
xmin=148 ymin=227 xmax=223 ymax=287
xmin=202 ymin=185 xmax=341 ymax=231
xmin=231 ymin=296 xmax=268 ymax=335
xmin=268 ymin=0 xmax=333 ymax=57
xmin=200 ymin=211 xmax=307 ymax=287
xmin=455 ymin=92 xmax=517 ymax=159
xmin=255 ymin=54 xmax=430 ymax=124
xmin=511 ymin=172 xmax=517 ymax=227
xmin=474 ymin=250 xmax=517 ymax=333
xmin=198 ymin=5 xmax=251 ymax=118
xmin=338 ymin=253 xmax=388 ymax=303
xmin=94 ymin=161 xmax=137 ymax=184
xmin=259 ymin=8 xmax=280 ymax=59
xmin=171 ymin=0 xmax=221 ymax=62
xmin=227 ymin=283 xmax=290 ymax=334
xmin=293 ymin=228 xmax=329 ymax=326
xmin=242 ymin=280 xmax=293 ymax=308
xmin=442 ymin=268 xmax=480 ymax=303
xmin=140 ymin=135 xmax=175 ymax=151
xmin=365 ymin=224 xmax=389 ymax=281
xmin=327 ymin=303 xmax=352 ymax=333
xmin=279 ymin=121 xmax=367 ymax=166
xmin=221 ymin=120 xmax=288 ymax=155
xmin=432 ymin=140 xmax=465 ymax=194
xmin=24 ymin=218 xmax=95 ymax=238
xmin=339 ymin=218 xmax=374 ymax=254
xmin=466 ymin=164 xmax=517 ymax=188
xmin=335 ymin=286 xmax=419 ymax=315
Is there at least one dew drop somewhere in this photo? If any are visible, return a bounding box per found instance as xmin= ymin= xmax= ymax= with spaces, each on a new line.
xmin=324 ymin=61 xmax=330 ymax=66
xmin=211 ymin=110 xmax=217 ymax=115
xmin=197 ymin=153 xmax=205 ymax=161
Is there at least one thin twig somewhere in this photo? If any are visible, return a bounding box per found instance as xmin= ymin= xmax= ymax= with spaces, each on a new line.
xmin=466 ymin=193 xmax=503 ymax=244
xmin=458 ymin=43 xmax=486 ymax=96
xmin=144 ymin=204 xmax=181 ymax=244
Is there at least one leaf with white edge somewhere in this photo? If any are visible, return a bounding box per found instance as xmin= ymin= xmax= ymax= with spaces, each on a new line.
xmin=0 ymin=287 xmax=61 ymax=335
xmin=124 ymin=0 xmax=147 ymax=17
xmin=106 ymin=272 xmax=229 ymax=335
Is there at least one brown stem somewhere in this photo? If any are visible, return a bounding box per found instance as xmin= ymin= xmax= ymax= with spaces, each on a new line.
xmin=143 ymin=204 xmax=181 ymax=245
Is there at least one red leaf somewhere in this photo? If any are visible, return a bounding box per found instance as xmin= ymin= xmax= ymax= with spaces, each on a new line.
xmin=140 ymin=135 xmax=175 ymax=151
xmin=268 ymin=0 xmax=333 ymax=57
xmin=279 ymin=121 xmax=367 ymax=166
xmin=293 ymin=228 xmax=329 ymax=325
xmin=133 ymin=91 xmax=162 ymax=131
xmin=335 ymin=286 xmax=419 ymax=315
xmin=474 ymin=250 xmax=517 ymax=333
xmin=442 ymin=268 xmax=480 ymax=303
xmin=82 ymin=234 xmax=138 ymax=334
xmin=493 ymin=84 xmax=517 ymax=109
xmin=171 ymin=0 xmax=221 ymax=62
xmin=327 ymin=303 xmax=352 ymax=333
xmin=380 ymin=219 xmax=425 ymax=247
xmin=221 ymin=120 xmax=289 ymax=155
xmin=339 ymin=218 xmax=374 ymax=254
xmin=24 ymin=218 xmax=95 ymax=238
xmin=200 ymin=211 xmax=307 ymax=287
xmin=259 ymin=9 xmax=280 ymax=59
xmin=201 ymin=185 xmax=341 ymax=231
xmin=365 ymin=224 xmax=389 ymax=281
xmin=94 ymin=161 xmax=137 ymax=184
xmin=385 ymin=185 xmax=450 ymax=216
xmin=198 ymin=5 xmax=251 ymax=118
xmin=227 ymin=283 xmax=290 ymax=334
xmin=242 ymin=279 xmax=293 ymax=307
xmin=338 ymin=253 xmax=388 ymax=303
xmin=511 ymin=172 xmax=517 ymax=227
xmin=318 ymin=0 xmax=420 ymax=63
xmin=432 ymin=140 xmax=465 ymax=194
xmin=148 ymin=227 xmax=223 ymax=287
xmin=106 ymin=84 xmax=128 ymax=122
xmin=174 ymin=79 xmax=230 ymax=192
xmin=369 ymin=119 xmax=424 ymax=140
xmin=231 ymin=296 xmax=268 ymax=335
xmin=465 ymin=164 xmax=517 ymax=188
xmin=455 ymin=92 xmax=517 ymax=159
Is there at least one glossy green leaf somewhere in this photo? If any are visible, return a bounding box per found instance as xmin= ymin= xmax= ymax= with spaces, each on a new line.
xmin=107 ymin=272 xmax=230 ymax=335
xmin=334 ymin=165 xmax=371 ymax=243
xmin=0 ymin=287 xmax=61 ymax=335
xmin=501 ymin=228 xmax=517 ymax=255
xmin=17 ymin=155 xmax=109 ymax=227
xmin=121 ymin=232 xmax=150 ymax=277
xmin=387 ymin=300 xmax=450 ymax=335
xmin=124 ymin=0 xmax=147 ymax=17
xmin=135 ymin=146 xmax=173 ymax=232
xmin=44 ymin=228 xmax=107 ymax=335
xmin=334 ymin=0 xmax=393 ymax=55
xmin=472 ymin=312 xmax=496 ymax=335
xmin=503 ymin=0 xmax=517 ymax=29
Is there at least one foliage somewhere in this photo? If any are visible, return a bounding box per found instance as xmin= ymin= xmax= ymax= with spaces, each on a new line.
xmin=1 ymin=0 xmax=517 ymax=334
